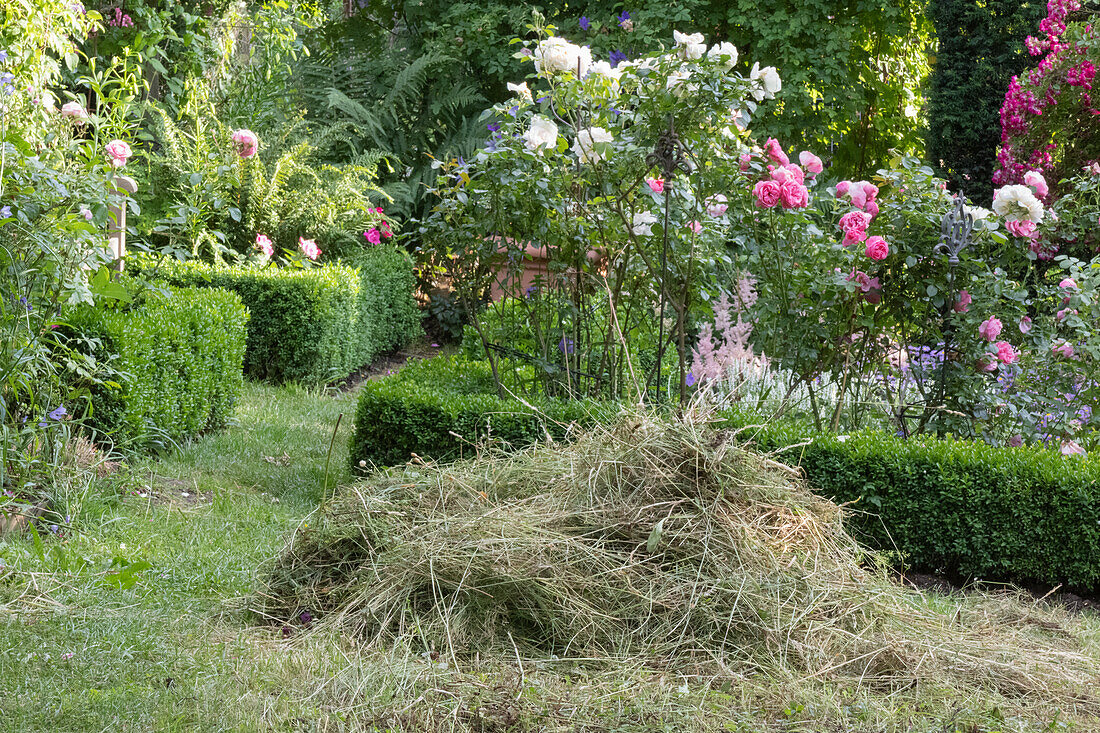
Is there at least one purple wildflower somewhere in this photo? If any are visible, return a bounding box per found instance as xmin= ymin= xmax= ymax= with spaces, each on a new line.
xmin=579 ymin=16 xmax=590 ymax=30
xmin=609 ymin=50 xmax=628 ymax=68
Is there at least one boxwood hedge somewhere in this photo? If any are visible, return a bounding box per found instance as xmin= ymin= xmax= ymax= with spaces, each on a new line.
xmin=352 ymin=356 xmax=1100 ymax=592
xmin=350 ymin=356 xmax=615 ymax=468
xmin=133 ymin=247 xmax=421 ymax=384
xmin=66 ymin=285 xmax=248 ymax=451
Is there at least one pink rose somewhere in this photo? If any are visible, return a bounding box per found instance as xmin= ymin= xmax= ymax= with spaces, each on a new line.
xmin=864 ymin=236 xmax=889 ymax=261
xmin=994 ymin=340 xmax=1019 ymax=364
xmin=779 ymin=181 xmax=809 ymax=209
xmin=763 ymin=138 xmax=788 ymax=166
xmin=1056 ymin=308 xmax=1078 ymax=321
xmin=864 ymin=288 xmax=882 ymax=305
xmin=864 ymin=200 xmax=880 ymax=218
xmin=1059 ymin=277 xmax=1077 ymax=290
xmin=952 ymin=289 xmax=971 ymax=313
xmin=105 ymin=139 xmax=132 ymax=168
xmin=1019 ymin=315 xmax=1032 ymax=334
xmin=860 ymin=182 xmax=879 ymax=201
xmin=687 ymin=220 xmax=702 ymax=234
xmin=978 ymin=316 xmax=1002 ymax=341
xmin=843 ymin=228 xmax=868 ymax=246
xmin=976 ymin=357 xmax=998 ymax=372
xmin=60 ymin=101 xmax=89 ymax=121
xmin=646 ymin=177 xmax=664 ymax=193
xmin=838 ymin=210 xmax=871 ymax=236
xmin=1023 ymin=170 xmax=1049 ymax=198
xmin=753 ymin=180 xmax=781 ymax=208
xmin=379 ymin=220 xmax=393 ymax=238
xmin=254 ymin=233 xmax=273 ymax=257
xmin=783 ymin=164 xmax=805 ymax=185
xmin=835 ymin=180 xmax=851 ymax=197
xmin=798 ymin=151 xmax=823 ymax=175
xmin=706 ymin=194 xmax=728 ymax=217
xmin=1061 ymin=440 xmax=1086 ymax=456
xmin=1052 ymin=339 xmax=1075 ymax=357
xmin=770 ymin=166 xmax=796 ymax=184
xmin=850 ymin=188 xmax=868 ymax=210
xmin=364 ymin=228 xmax=382 ymax=245
xmin=1005 ymin=219 xmax=1037 ymax=239
xmin=739 ymin=153 xmax=752 ymax=172
xmin=231 ymin=129 xmax=259 ymax=158
xmin=298 ymin=236 xmax=321 ymax=260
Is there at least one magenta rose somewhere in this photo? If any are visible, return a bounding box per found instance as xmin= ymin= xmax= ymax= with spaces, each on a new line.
xmin=864 ymin=236 xmax=889 ymax=261
xmin=952 ymin=288 xmax=971 ymax=313
xmin=835 ymin=180 xmax=851 ymax=197
xmin=763 ymin=137 xmax=789 ymax=166
xmin=753 ymin=180 xmax=781 ymax=208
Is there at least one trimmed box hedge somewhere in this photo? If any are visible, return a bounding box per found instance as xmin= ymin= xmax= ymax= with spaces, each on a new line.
xmin=134 ymin=247 xmax=421 ymax=384
xmin=728 ymin=421 xmax=1100 ymax=593
xmin=351 ymin=355 xmax=1100 ymax=592
xmin=66 ymin=285 xmax=248 ymax=451
xmin=350 ymin=356 xmax=615 ymax=467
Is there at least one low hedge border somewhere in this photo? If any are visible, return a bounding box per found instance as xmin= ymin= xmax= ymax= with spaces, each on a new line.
xmin=66 ymin=284 xmax=248 ymax=451
xmin=350 ymin=356 xmax=615 ymax=468
xmin=133 ymin=247 xmax=421 ymax=385
xmin=351 ymin=355 xmax=1100 ymax=592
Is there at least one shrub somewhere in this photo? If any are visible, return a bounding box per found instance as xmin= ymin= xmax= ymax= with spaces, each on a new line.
xmin=134 ymin=247 xmax=421 ymax=384
xmin=724 ymin=417 xmax=1100 ymax=592
xmin=350 ymin=356 xmax=614 ymax=468
xmin=65 ymin=285 xmax=248 ymax=451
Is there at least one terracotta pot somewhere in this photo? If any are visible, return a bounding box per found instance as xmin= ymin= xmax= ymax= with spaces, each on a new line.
xmin=488 ymin=237 xmax=605 ymax=301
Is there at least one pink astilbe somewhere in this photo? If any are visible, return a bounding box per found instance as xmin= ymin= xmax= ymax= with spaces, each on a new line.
xmin=689 ymin=276 xmax=766 ymax=385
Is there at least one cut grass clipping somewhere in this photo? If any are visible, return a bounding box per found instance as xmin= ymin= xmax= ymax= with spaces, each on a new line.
xmin=258 ymin=413 xmax=1100 ymax=726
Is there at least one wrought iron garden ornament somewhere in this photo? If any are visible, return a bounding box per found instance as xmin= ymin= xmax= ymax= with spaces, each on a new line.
xmin=646 ymin=116 xmax=693 ymax=181
xmin=933 ymin=194 xmax=975 ymax=267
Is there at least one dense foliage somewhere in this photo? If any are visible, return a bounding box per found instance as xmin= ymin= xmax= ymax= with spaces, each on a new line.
xmin=926 ymin=0 xmax=1044 ymax=204
xmin=64 ymin=284 xmax=248 ymax=451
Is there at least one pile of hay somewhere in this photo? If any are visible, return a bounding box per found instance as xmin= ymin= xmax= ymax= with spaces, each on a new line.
xmin=257 ymin=413 xmax=1100 ymax=713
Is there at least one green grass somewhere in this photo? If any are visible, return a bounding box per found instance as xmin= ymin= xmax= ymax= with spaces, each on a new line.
xmin=0 ymin=383 xmax=1099 ymax=732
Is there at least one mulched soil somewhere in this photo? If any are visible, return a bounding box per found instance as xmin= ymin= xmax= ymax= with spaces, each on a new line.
xmin=331 ymin=341 xmax=448 ymax=393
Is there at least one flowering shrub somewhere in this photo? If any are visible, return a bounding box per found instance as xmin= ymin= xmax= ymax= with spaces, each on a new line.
xmin=422 ymin=24 xmax=786 ymax=400
xmin=994 ymin=0 xmax=1100 ymax=191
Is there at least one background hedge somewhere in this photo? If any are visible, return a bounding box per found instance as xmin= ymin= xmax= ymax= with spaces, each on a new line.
xmin=134 ymin=246 xmax=421 ymax=384
xmin=66 ymin=285 xmax=248 ymax=451
xmin=353 ymin=355 xmax=1100 ymax=592
xmin=350 ymin=356 xmax=615 ymax=467
xmin=925 ymin=0 xmax=1044 ymax=204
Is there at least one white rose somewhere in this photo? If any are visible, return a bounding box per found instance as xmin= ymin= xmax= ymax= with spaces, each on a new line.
xmin=749 ymin=62 xmax=781 ymax=101
xmin=572 ymin=127 xmax=614 ymax=164
xmin=587 ymin=60 xmax=622 ymax=86
xmin=632 ymin=211 xmax=659 ymax=236
xmin=707 ymin=42 xmax=738 ymax=71
xmin=507 ymin=81 xmax=533 ymax=103
xmin=523 ymin=115 xmax=558 ymax=152
xmin=534 ymin=37 xmax=591 ymax=76
xmin=964 ymin=205 xmax=991 ymax=221
xmin=665 ymin=70 xmax=695 ymax=97
xmin=673 ymin=30 xmax=706 ymax=61
xmin=992 ymin=184 xmax=1044 ymax=223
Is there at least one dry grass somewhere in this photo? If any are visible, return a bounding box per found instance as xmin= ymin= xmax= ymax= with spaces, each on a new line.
xmin=257 ymin=410 xmax=1100 ymax=729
